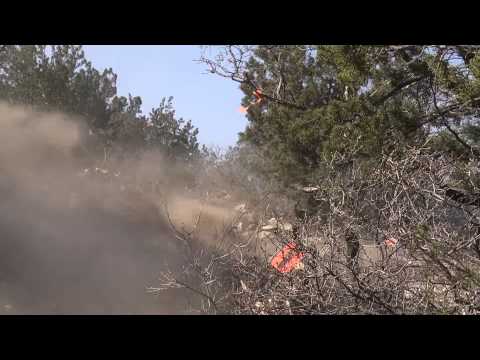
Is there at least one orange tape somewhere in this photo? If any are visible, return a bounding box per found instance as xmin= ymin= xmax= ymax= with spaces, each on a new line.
xmin=253 ymin=89 xmax=264 ymax=99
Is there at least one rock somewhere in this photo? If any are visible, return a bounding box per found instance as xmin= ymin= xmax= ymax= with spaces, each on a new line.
xmin=262 ymin=218 xmax=278 ymax=231
xmin=261 ymin=224 xmax=277 ymax=231
xmin=95 ymin=167 xmax=109 ymax=175
xmin=79 ymin=168 xmax=89 ymax=176
xmin=261 ymin=218 xmax=293 ymax=232
xmin=279 ymin=222 xmax=293 ymax=232
xmin=302 ymin=186 xmax=320 ymax=193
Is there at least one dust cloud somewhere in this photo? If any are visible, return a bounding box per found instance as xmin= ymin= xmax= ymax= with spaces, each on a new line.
xmin=0 ymin=103 xmax=239 ymax=314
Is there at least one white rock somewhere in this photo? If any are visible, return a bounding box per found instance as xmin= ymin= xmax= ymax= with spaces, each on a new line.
xmin=261 ymin=224 xmax=277 ymax=231
xmin=280 ymin=223 xmax=293 ymax=232
xmin=302 ymin=186 xmax=320 ymax=193
xmin=234 ymin=203 xmax=247 ymax=213
xmin=262 ymin=218 xmax=278 ymax=231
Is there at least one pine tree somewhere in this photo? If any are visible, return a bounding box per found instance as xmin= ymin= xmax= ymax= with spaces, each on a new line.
xmin=202 ymin=45 xmax=480 ymax=185
xmin=0 ymin=45 xmax=201 ymax=163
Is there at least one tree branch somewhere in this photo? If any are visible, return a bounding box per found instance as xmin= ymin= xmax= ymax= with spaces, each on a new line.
xmin=371 ymin=76 xmax=427 ymax=106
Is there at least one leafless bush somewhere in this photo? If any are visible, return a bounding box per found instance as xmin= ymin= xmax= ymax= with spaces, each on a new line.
xmin=154 ymin=143 xmax=480 ymax=314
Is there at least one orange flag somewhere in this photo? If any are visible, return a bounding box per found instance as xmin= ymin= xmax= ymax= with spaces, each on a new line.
xmin=271 ymin=242 xmax=305 ymax=274
xmin=238 ymin=89 xmax=265 ymax=113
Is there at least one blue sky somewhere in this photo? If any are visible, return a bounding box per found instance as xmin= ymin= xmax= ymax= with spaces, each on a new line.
xmin=82 ymin=45 xmax=247 ymax=149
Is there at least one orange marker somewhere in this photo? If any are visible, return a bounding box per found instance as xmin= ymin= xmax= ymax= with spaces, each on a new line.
xmin=238 ymin=89 xmax=265 ymax=113
xmin=271 ymin=242 xmax=305 ymax=273
xmin=384 ymin=237 xmax=398 ymax=247
xmin=238 ymin=105 xmax=249 ymax=113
